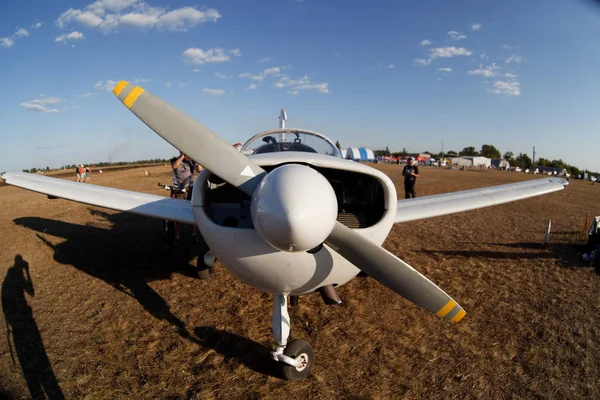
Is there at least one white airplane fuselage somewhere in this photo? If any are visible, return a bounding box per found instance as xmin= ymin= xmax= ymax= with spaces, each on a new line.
xmin=192 ymin=152 xmax=397 ymax=295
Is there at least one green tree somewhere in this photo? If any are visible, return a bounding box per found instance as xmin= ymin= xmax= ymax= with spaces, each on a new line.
xmin=385 ymin=145 xmax=390 ymax=156
xmin=459 ymin=146 xmax=478 ymax=156
xmin=446 ymin=150 xmax=458 ymax=157
xmin=480 ymin=144 xmax=501 ymax=158
xmin=515 ymin=153 xmax=532 ymax=169
xmin=335 ymin=140 xmax=341 ymax=150
xmin=503 ymin=151 xmax=514 ymax=162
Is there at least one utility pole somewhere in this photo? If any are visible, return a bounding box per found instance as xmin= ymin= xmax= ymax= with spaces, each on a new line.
xmin=441 ymin=138 xmax=444 ymax=160
xmin=532 ymin=146 xmax=536 ymax=168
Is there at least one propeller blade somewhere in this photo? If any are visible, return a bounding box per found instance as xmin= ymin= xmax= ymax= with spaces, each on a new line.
xmin=325 ymin=222 xmax=466 ymax=322
xmin=112 ymin=80 xmax=265 ymax=197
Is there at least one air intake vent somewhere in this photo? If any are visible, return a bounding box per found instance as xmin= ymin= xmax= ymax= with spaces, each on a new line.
xmin=337 ymin=213 xmax=370 ymax=229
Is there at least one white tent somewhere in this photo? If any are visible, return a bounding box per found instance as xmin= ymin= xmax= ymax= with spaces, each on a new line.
xmin=450 ymin=156 xmax=492 ymax=168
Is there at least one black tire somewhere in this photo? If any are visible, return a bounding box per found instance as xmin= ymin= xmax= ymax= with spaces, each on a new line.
xmin=282 ymin=339 xmax=313 ymax=381
xmin=197 ymin=268 xmax=211 ymax=280
xmin=196 ymin=256 xmax=212 ymax=280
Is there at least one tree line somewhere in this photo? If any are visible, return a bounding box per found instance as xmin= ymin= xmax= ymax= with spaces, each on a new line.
xmin=22 ymin=158 xmax=171 ymax=174
xmin=364 ymin=143 xmax=596 ymax=176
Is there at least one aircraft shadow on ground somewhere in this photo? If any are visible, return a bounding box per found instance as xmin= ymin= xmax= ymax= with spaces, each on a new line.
xmin=2 ymin=255 xmax=65 ymax=400
xmin=193 ymin=327 xmax=282 ymax=378
xmin=13 ymin=209 xmax=209 ymax=343
xmin=423 ymin=241 xmax=595 ymax=270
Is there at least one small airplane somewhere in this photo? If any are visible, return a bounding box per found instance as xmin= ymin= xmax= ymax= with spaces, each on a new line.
xmin=1 ymin=81 xmax=568 ymax=380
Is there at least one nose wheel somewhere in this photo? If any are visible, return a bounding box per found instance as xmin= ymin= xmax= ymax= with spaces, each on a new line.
xmin=271 ymin=294 xmax=314 ymax=380
xmin=281 ymin=339 xmax=314 ymax=380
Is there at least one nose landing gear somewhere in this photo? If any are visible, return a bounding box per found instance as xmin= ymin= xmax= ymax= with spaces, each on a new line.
xmin=270 ymin=294 xmax=314 ymax=380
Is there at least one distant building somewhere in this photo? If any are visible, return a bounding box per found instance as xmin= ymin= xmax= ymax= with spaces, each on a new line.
xmin=491 ymin=158 xmax=511 ymax=169
xmin=450 ymin=156 xmax=492 ymax=168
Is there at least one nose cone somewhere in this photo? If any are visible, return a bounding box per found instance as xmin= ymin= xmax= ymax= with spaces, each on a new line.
xmin=251 ymin=164 xmax=338 ymax=252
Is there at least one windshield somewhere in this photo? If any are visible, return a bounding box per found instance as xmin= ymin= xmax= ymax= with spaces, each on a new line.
xmin=241 ymin=129 xmax=341 ymax=157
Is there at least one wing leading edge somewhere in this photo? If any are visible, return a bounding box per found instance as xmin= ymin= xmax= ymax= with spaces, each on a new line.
xmin=1 ymin=172 xmax=195 ymax=225
xmin=395 ymin=177 xmax=568 ymax=224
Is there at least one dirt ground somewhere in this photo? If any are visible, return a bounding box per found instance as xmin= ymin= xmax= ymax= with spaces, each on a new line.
xmin=1 ymin=164 xmax=599 ymax=399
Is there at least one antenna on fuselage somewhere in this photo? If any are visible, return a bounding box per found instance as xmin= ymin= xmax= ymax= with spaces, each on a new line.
xmin=279 ymin=109 xmax=287 ymax=129
xmin=279 ymin=108 xmax=288 ymax=142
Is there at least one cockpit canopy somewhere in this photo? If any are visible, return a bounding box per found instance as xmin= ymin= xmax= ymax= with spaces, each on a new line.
xmin=241 ymin=129 xmax=341 ymax=158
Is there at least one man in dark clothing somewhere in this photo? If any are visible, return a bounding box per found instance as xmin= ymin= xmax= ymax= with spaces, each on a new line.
xmin=170 ymin=153 xmax=202 ymax=197
xmin=169 ymin=153 xmax=203 ymax=242
xmin=402 ymin=157 xmax=419 ymax=198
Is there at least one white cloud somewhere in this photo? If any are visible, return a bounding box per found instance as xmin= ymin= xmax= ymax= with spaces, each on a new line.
xmin=15 ymin=28 xmax=29 ymax=37
xmin=182 ymin=48 xmax=240 ymax=65
xmin=420 ymin=39 xmax=431 ymax=46
xmin=274 ymin=75 xmax=310 ymax=88
xmin=505 ymin=54 xmax=522 ymax=64
xmin=295 ymin=83 xmax=330 ymax=93
xmin=263 ymin=67 xmax=280 ymax=76
xmin=503 ymin=45 xmax=517 ymax=50
xmin=76 ymin=92 xmax=95 ymax=98
xmin=192 ymin=68 xmax=199 ymax=72
xmin=448 ymin=31 xmax=467 ymax=40
xmin=214 ymin=72 xmax=228 ymax=79
xmin=383 ymin=64 xmax=394 ymax=69
xmin=259 ymin=57 xmax=270 ymax=63
xmin=178 ymin=81 xmax=190 ymax=88
xmin=504 ymin=72 xmax=517 ymax=79
xmin=487 ymin=80 xmax=521 ymax=96
xmin=165 ymin=81 xmax=172 ymax=87
xmin=238 ymin=66 xmax=283 ymax=86
xmin=56 ymin=1 xmax=220 ymax=33
xmin=0 ymin=37 xmax=14 ymax=48
xmin=33 ymin=21 xmax=42 ymax=29
xmin=470 ymin=23 xmax=482 ymax=31
xmin=1 ymin=27 xmax=33 ymax=48
xmin=414 ymin=58 xmax=431 ymax=66
xmin=203 ymin=88 xmax=225 ymax=95
xmin=273 ymin=75 xmax=329 ymax=94
xmin=467 ymin=63 xmax=501 ymax=77
xmin=94 ymin=79 xmax=118 ymax=90
xmin=430 ymin=46 xmax=472 ymax=58
xmin=20 ymin=96 xmax=62 ymax=114
xmin=437 ymin=67 xmax=452 ymax=72
xmin=239 ymin=72 xmax=264 ymax=81
xmin=55 ymin=31 xmax=85 ymax=43
xmin=133 ymin=77 xmax=151 ymax=83
xmin=480 ymin=53 xmax=488 ymax=60
xmin=333 ymin=52 xmax=340 ymax=57
xmin=246 ymin=83 xmax=258 ymax=90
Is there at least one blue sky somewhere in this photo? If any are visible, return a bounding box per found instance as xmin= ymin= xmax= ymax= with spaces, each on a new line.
xmin=1 ymin=0 xmax=600 ymax=172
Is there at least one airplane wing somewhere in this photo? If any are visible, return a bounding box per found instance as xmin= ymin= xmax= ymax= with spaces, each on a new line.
xmin=1 ymin=172 xmax=195 ymax=225
xmin=395 ymin=177 xmax=568 ymax=224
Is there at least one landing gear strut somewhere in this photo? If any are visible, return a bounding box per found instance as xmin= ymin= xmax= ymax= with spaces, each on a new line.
xmin=270 ymin=294 xmax=314 ymax=380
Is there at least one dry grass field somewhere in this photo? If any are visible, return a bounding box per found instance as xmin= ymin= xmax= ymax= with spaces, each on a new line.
xmin=1 ymin=164 xmax=599 ymax=399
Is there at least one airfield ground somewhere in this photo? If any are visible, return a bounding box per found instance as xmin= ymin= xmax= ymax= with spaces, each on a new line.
xmin=0 ymin=165 xmax=599 ymax=399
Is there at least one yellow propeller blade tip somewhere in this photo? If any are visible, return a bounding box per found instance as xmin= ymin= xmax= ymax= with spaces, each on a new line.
xmin=451 ymin=309 xmax=466 ymax=323
xmin=113 ymin=80 xmax=129 ymax=97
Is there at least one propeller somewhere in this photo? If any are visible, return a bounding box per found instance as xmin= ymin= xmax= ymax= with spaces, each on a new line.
xmin=112 ymin=80 xmax=466 ymax=323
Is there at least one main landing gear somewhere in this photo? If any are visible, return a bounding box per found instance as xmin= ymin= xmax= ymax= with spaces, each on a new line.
xmin=270 ymin=294 xmax=314 ymax=380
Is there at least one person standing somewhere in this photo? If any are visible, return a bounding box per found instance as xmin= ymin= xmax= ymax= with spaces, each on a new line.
xmin=170 ymin=153 xmax=203 ymax=241
xmin=402 ymin=157 xmax=419 ymax=198
xmin=84 ymin=166 xmax=91 ymax=183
